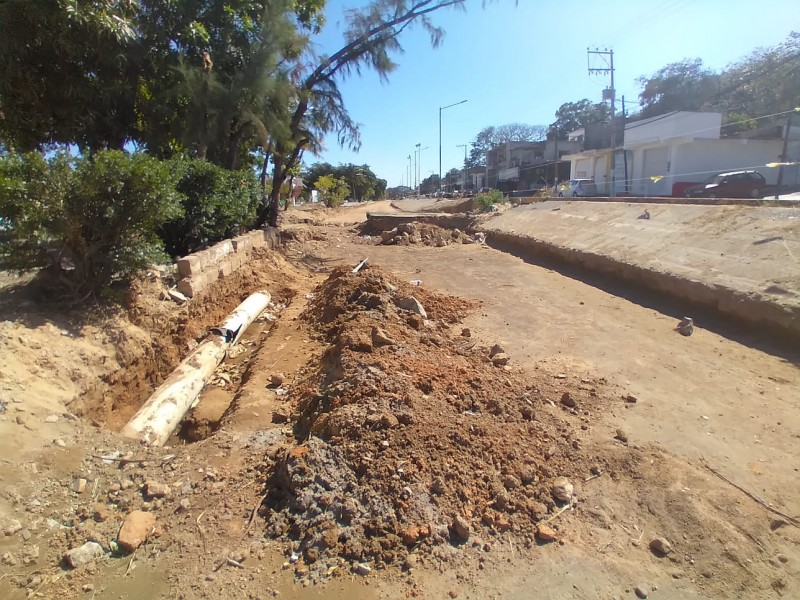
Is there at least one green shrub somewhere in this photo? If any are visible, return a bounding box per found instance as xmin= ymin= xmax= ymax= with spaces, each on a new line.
xmin=475 ymin=189 xmax=505 ymax=208
xmin=159 ymin=160 xmax=260 ymax=257
xmin=0 ymin=150 xmax=182 ymax=294
xmin=0 ymin=151 xmax=73 ymax=270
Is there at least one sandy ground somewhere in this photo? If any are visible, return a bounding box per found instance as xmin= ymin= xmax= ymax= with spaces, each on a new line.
xmin=1 ymin=204 xmax=799 ymax=599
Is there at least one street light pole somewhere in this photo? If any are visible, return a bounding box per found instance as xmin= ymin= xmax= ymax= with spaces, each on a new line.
xmin=439 ymin=99 xmax=468 ymax=193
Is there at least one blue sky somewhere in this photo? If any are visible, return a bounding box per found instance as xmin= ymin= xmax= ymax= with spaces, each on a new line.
xmin=309 ymin=0 xmax=798 ymax=187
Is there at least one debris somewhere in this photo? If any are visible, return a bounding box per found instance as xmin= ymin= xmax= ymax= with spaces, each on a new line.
xmin=117 ymin=511 xmax=156 ymax=552
xmin=624 ymin=394 xmax=638 ymax=404
xmin=2 ymin=552 xmax=16 ymax=566
xmin=2 ymin=518 xmax=22 ymax=536
xmin=560 ymin=392 xmax=576 ymax=408
xmin=451 ymin=515 xmax=471 ymax=541
xmin=489 ymin=343 xmax=505 ymax=357
xmin=270 ymin=373 xmax=286 ymax=387
xmin=44 ymin=414 xmax=60 ymax=423
xmin=395 ymin=295 xmax=427 ymax=318
xmin=551 ymin=477 xmax=574 ymax=503
xmin=354 ymin=562 xmax=372 ymax=576
xmin=21 ymin=545 xmax=39 ymax=565
xmin=144 ymin=481 xmax=170 ymax=499
xmin=634 ymin=585 xmax=649 ymax=598
xmin=638 ymin=209 xmax=651 ymax=220
xmin=677 ymin=316 xmax=694 ymax=336
xmin=491 ymin=352 xmax=510 ymax=366
xmin=371 ymin=326 xmax=399 ymax=347
xmin=536 ymin=524 xmax=558 ymax=543
xmin=614 ymin=429 xmax=629 ymax=443
xmin=461 ymin=328 xmax=471 ymax=338
xmin=409 ymin=279 xmax=423 ymax=286
xmin=65 ymin=542 xmax=104 ymax=568
xmin=72 ymin=477 xmax=87 ymax=493
xmin=352 ymin=258 xmax=369 ymax=273
xmin=168 ymin=289 xmax=188 ymax=304
xmin=649 ymin=537 xmax=673 ymax=557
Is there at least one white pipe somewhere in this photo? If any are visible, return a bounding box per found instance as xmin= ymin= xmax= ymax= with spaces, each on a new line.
xmin=121 ymin=291 xmax=271 ymax=446
xmin=210 ymin=291 xmax=271 ymax=345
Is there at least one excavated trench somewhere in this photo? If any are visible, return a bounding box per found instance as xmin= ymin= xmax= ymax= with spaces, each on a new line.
xmin=70 ymin=250 xmax=301 ymax=444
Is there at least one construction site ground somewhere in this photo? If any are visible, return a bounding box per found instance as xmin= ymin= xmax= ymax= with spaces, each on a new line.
xmin=1 ymin=202 xmax=798 ymax=600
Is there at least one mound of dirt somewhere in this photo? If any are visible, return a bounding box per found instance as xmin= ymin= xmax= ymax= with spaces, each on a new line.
xmin=262 ymin=265 xmax=606 ymax=578
xmin=374 ymin=222 xmax=482 ymax=247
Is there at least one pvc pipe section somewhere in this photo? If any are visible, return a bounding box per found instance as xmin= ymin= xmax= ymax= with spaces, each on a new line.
xmin=121 ymin=291 xmax=271 ymax=446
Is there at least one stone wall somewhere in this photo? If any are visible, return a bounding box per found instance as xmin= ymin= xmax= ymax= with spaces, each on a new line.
xmin=175 ymin=228 xmax=278 ymax=298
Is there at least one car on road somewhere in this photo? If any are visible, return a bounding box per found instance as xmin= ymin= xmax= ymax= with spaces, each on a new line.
xmin=558 ymin=179 xmax=598 ymax=197
xmin=683 ymin=170 xmax=766 ymax=199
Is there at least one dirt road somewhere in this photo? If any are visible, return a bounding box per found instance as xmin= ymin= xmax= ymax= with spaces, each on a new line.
xmin=309 ymin=226 xmax=800 ymax=509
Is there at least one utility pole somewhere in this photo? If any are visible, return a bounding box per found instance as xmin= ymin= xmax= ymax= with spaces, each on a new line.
xmin=439 ymin=100 xmax=468 ymax=193
xmin=775 ymin=109 xmax=797 ymax=199
xmin=408 ymin=155 xmax=412 ymax=192
xmin=415 ymin=143 xmax=421 ymax=196
xmin=588 ymin=48 xmax=616 ymax=197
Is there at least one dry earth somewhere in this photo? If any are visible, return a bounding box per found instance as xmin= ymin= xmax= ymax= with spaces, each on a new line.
xmin=0 ymin=203 xmax=798 ymax=600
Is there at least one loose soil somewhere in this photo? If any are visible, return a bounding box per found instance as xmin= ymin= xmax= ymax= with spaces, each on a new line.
xmin=1 ymin=207 xmax=799 ymax=599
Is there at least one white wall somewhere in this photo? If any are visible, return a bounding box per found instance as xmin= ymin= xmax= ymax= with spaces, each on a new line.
xmin=671 ymin=139 xmax=784 ymax=185
xmin=625 ymin=112 xmax=722 ymax=146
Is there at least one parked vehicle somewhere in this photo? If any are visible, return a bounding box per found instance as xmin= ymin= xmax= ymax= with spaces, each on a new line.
xmin=683 ymin=170 xmax=766 ymax=199
xmin=558 ymin=179 xmax=598 ymax=197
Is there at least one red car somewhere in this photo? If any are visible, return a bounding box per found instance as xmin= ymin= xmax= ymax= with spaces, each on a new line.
xmin=684 ymin=170 xmax=766 ymax=199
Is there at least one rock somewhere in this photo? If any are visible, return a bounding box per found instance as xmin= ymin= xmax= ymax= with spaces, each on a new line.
xmin=45 ymin=414 xmax=60 ymax=423
xmin=272 ymin=406 xmax=290 ymax=424
xmin=614 ymin=429 xmax=629 ymax=443
xmin=380 ymin=413 xmax=400 ymax=429
xmin=354 ymin=562 xmax=372 ymax=576
xmin=489 ymin=344 xmax=505 ymax=357
xmin=398 ymin=223 xmax=416 ymax=235
xmin=168 ymin=289 xmax=188 ymax=304
xmin=2 ymin=552 xmax=16 ymax=566
xmin=551 ymin=477 xmax=574 ymax=503
xmin=449 ymin=590 xmax=460 ymax=598
xmin=491 ymin=353 xmax=509 ymax=366
xmin=82 ymin=584 xmax=95 ymax=593
xmin=53 ymin=439 xmax=66 ymax=448
xmin=777 ymin=554 xmax=789 ymax=563
xmin=401 ymin=524 xmax=429 ymax=546
xmin=624 ymin=394 xmax=638 ymax=404
xmin=677 ymin=316 xmax=694 ymax=336
xmin=144 ymin=481 xmax=170 ymax=499
xmin=403 ymin=554 xmax=417 ymax=570
xmin=649 ymin=537 xmax=673 ymax=557
xmin=634 ymin=585 xmax=648 ymax=599
xmin=536 ymin=524 xmax=557 ymax=543
xmin=21 ymin=545 xmax=39 ymax=565
xmin=451 ymin=515 xmax=471 ymax=541
xmin=560 ymin=392 xmax=576 ymax=408
xmin=396 ymin=296 xmax=427 ymax=319
xmin=117 ymin=511 xmax=156 ymax=552
xmin=72 ymin=477 xmax=87 ymax=493
xmin=461 ymin=328 xmax=471 ymax=338
xmin=371 ymin=326 xmax=398 ymax=347
xmin=380 ymin=228 xmax=398 ymax=243
xmin=2 ymin=518 xmax=22 ymax=536
xmin=178 ymin=498 xmax=191 ymax=512
xmin=21 ymin=528 xmax=31 ymax=541
xmin=270 ymin=373 xmax=286 ymax=387
xmin=65 ymin=542 xmax=104 ymax=568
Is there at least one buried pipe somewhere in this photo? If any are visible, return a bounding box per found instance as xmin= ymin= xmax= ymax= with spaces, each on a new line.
xmin=121 ymin=291 xmax=271 ymax=446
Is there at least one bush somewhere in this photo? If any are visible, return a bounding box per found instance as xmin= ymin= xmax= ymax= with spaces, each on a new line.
xmin=159 ymin=160 xmax=260 ymax=257
xmin=0 ymin=150 xmax=182 ymax=294
xmin=0 ymin=151 xmax=72 ymax=271
xmin=475 ymin=189 xmax=506 ymax=208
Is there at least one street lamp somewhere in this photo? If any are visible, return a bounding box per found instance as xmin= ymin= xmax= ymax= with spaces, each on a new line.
xmin=439 ymin=99 xmax=467 ymax=192
xmin=416 ymin=144 xmax=429 ymax=196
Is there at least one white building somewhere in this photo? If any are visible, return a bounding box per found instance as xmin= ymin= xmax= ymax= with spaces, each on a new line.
xmin=565 ymin=111 xmax=795 ymax=197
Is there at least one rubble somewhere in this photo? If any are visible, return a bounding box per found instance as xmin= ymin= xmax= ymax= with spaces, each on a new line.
xmin=65 ymin=542 xmax=104 ymax=568
xmin=117 ymin=510 xmax=156 ymax=552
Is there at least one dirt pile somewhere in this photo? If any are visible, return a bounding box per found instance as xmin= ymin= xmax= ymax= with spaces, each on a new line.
xmin=374 ymin=222 xmax=483 ymax=247
xmin=262 ymin=265 xmax=607 ymax=578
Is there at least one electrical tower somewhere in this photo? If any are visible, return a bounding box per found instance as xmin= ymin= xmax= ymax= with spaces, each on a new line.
xmin=587 ymin=48 xmax=617 ymax=197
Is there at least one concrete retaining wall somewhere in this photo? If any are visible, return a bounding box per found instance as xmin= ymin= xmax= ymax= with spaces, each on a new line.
xmin=175 ymin=228 xmax=279 ymax=298
xmin=482 ymin=202 xmax=800 ymax=340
